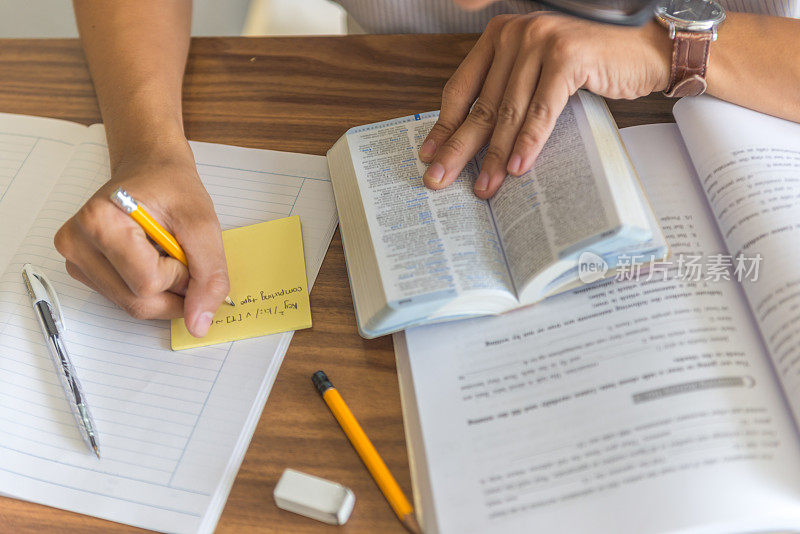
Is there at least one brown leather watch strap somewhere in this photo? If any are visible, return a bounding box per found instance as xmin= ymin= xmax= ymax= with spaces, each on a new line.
xmin=664 ymin=30 xmax=712 ymax=98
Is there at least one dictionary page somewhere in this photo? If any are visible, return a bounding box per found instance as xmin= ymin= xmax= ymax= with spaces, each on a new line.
xmin=330 ymin=113 xmax=518 ymax=337
xmin=396 ymin=123 xmax=800 ymax=534
xmin=484 ymin=91 xmax=652 ymax=301
xmin=0 ymin=126 xmax=338 ymax=533
xmin=343 ymin=114 xmax=515 ymax=306
xmin=673 ymin=96 xmax=800 ymax=423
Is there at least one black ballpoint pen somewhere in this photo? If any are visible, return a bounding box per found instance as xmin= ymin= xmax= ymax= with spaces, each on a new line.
xmin=22 ymin=263 xmax=100 ymax=458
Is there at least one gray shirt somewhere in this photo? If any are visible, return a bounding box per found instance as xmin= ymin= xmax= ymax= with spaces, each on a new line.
xmin=335 ymin=0 xmax=797 ymax=34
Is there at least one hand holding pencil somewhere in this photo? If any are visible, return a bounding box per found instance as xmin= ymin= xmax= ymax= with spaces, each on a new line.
xmin=54 ymin=154 xmax=231 ymax=337
xmin=109 ymin=187 xmax=235 ymax=309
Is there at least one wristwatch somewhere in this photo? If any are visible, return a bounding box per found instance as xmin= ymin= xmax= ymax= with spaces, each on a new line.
xmin=654 ymin=0 xmax=726 ymax=98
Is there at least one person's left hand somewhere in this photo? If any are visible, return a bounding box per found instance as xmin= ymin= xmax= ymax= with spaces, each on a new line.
xmin=418 ymin=12 xmax=672 ymax=198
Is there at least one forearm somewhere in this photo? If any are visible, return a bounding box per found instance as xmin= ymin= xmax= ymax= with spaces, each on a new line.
xmin=73 ymin=0 xmax=193 ymax=170
xmin=707 ymin=12 xmax=800 ymax=122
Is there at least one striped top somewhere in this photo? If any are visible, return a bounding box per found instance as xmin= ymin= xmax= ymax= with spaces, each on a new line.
xmin=335 ymin=0 xmax=798 ymax=34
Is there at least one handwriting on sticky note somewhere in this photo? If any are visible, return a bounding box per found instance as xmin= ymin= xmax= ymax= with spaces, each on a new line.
xmin=170 ymin=215 xmax=311 ymax=350
xmin=218 ymin=286 xmax=305 ymax=323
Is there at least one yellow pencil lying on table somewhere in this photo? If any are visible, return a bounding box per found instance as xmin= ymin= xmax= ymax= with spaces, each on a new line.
xmin=110 ymin=188 xmax=235 ymax=307
xmin=312 ymin=371 xmax=421 ymax=534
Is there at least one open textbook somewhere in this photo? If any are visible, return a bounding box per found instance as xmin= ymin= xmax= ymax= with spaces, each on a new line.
xmin=394 ymin=96 xmax=800 ymax=534
xmin=328 ymin=91 xmax=668 ymax=338
xmin=0 ymin=113 xmax=338 ymax=533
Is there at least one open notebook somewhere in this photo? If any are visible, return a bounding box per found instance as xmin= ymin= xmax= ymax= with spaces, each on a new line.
xmin=0 ymin=114 xmax=338 ymax=533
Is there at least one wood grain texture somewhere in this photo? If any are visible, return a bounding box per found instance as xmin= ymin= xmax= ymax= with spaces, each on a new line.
xmin=0 ymin=34 xmax=675 ymax=533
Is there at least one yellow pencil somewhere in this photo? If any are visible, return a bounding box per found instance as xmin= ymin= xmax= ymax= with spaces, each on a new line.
xmin=312 ymin=371 xmax=420 ymax=534
xmin=110 ymin=188 xmax=235 ymax=307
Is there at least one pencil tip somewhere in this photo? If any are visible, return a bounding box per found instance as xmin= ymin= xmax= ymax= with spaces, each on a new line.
xmin=94 ymin=447 xmax=101 ymax=459
xmin=225 ymin=296 xmax=235 ymax=306
xmin=401 ymin=513 xmax=421 ymax=534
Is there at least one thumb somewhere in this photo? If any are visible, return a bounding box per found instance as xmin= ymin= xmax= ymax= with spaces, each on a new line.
xmin=177 ymin=217 xmax=230 ymax=338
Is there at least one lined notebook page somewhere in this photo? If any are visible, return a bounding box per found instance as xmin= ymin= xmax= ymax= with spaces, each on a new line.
xmin=0 ymin=125 xmax=338 ymax=533
xmin=0 ymin=114 xmax=87 ymax=271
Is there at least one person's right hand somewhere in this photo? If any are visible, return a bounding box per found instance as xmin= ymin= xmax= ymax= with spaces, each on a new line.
xmin=54 ymin=144 xmax=230 ymax=338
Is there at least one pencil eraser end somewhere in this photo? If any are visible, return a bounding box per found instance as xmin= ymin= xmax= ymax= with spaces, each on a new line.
xmin=274 ymin=468 xmax=355 ymax=525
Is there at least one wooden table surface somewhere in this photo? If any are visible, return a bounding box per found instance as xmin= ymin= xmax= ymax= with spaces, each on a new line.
xmin=0 ymin=34 xmax=676 ymax=533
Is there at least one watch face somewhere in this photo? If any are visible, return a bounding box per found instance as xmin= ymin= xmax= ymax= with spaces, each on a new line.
xmin=656 ymin=0 xmax=725 ymax=26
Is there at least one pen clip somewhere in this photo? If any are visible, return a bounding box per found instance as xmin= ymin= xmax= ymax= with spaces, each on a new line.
xmin=21 ymin=263 xmax=66 ymax=332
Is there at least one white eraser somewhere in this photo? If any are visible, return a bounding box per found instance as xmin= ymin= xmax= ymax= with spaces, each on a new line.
xmin=274 ymin=468 xmax=355 ymax=525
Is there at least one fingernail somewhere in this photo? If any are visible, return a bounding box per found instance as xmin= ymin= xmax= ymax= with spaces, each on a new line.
xmin=424 ymin=162 xmax=445 ymax=185
xmin=419 ymin=139 xmax=436 ymax=159
xmin=193 ymin=311 xmax=214 ymax=337
xmin=508 ymin=154 xmax=522 ymax=175
xmin=475 ymin=171 xmax=490 ymax=192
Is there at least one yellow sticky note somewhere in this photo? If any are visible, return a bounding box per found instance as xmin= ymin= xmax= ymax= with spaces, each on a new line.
xmin=170 ymin=215 xmax=311 ymax=350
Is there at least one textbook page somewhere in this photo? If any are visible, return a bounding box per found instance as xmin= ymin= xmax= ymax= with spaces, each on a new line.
xmin=345 ymin=114 xmax=515 ymax=309
xmin=0 ymin=113 xmax=88 ymax=271
xmin=397 ymin=123 xmax=800 ymax=534
xmin=673 ymin=96 xmax=800 ymax=420
xmin=0 ymin=126 xmax=338 ymax=534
